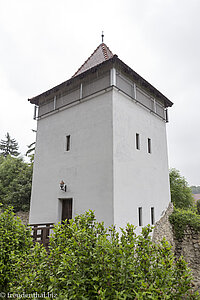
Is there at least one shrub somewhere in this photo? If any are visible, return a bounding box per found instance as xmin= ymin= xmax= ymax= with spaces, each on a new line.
xmin=169 ymin=208 xmax=200 ymax=241
xmin=18 ymin=211 xmax=196 ymax=299
xmin=2 ymin=210 xmax=198 ymax=298
xmin=13 ymin=242 xmax=49 ymax=294
xmin=0 ymin=207 xmax=32 ymax=292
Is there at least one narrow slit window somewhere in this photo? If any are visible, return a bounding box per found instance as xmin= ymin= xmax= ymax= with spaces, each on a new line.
xmin=66 ymin=135 xmax=71 ymax=151
xmin=148 ymin=138 xmax=151 ymax=153
xmin=151 ymin=207 xmax=155 ymax=225
xmin=136 ymin=133 xmax=140 ymax=150
xmin=138 ymin=207 xmax=142 ymax=226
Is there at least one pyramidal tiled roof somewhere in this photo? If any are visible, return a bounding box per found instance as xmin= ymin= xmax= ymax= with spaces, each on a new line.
xmin=72 ymin=43 xmax=114 ymax=77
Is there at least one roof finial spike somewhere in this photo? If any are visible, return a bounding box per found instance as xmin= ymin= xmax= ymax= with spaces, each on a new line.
xmin=101 ymin=31 xmax=104 ymax=43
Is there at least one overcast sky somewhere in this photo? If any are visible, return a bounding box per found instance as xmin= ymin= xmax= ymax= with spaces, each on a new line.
xmin=0 ymin=0 xmax=200 ymax=185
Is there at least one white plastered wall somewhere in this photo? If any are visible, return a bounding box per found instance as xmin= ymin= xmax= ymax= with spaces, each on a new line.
xmin=112 ymin=88 xmax=170 ymax=234
xmin=29 ymin=90 xmax=114 ymax=227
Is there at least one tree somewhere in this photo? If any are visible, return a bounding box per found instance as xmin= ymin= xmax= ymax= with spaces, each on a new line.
xmin=0 ymin=132 xmax=20 ymax=157
xmin=14 ymin=211 xmax=197 ymax=298
xmin=26 ymin=141 xmax=35 ymax=164
xmin=26 ymin=129 xmax=36 ymax=163
xmin=0 ymin=155 xmax=32 ymax=211
xmin=169 ymin=168 xmax=194 ymax=209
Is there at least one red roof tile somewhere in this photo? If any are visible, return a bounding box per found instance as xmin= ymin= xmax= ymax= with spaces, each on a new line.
xmin=72 ymin=43 xmax=114 ymax=77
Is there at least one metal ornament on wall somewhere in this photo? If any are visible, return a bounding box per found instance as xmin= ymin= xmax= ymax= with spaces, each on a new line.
xmin=60 ymin=180 xmax=67 ymax=192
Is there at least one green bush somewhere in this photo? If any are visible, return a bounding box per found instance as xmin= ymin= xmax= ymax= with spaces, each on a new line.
xmin=169 ymin=208 xmax=200 ymax=241
xmin=12 ymin=242 xmax=49 ymax=294
xmin=15 ymin=211 xmax=197 ymax=299
xmin=0 ymin=207 xmax=32 ymax=292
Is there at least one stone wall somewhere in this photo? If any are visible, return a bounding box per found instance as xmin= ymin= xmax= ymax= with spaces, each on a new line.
xmin=153 ymin=202 xmax=200 ymax=292
xmin=174 ymin=227 xmax=200 ymax=291
xmin=0 ymin=209 xmax=29 ymax=225
xmin=152 ymin=202 xmax=175 ymax=251
xmin=15 ymin=211 xmax=29 ymax=225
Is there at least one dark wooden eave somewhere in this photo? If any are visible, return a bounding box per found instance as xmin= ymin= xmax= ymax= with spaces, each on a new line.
xmin=28 ymin=55 xmax=173 ymax=108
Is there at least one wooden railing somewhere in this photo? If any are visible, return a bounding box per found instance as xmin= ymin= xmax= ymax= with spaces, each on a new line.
xmin=28 ymin=223 xmax=54 ymax=249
